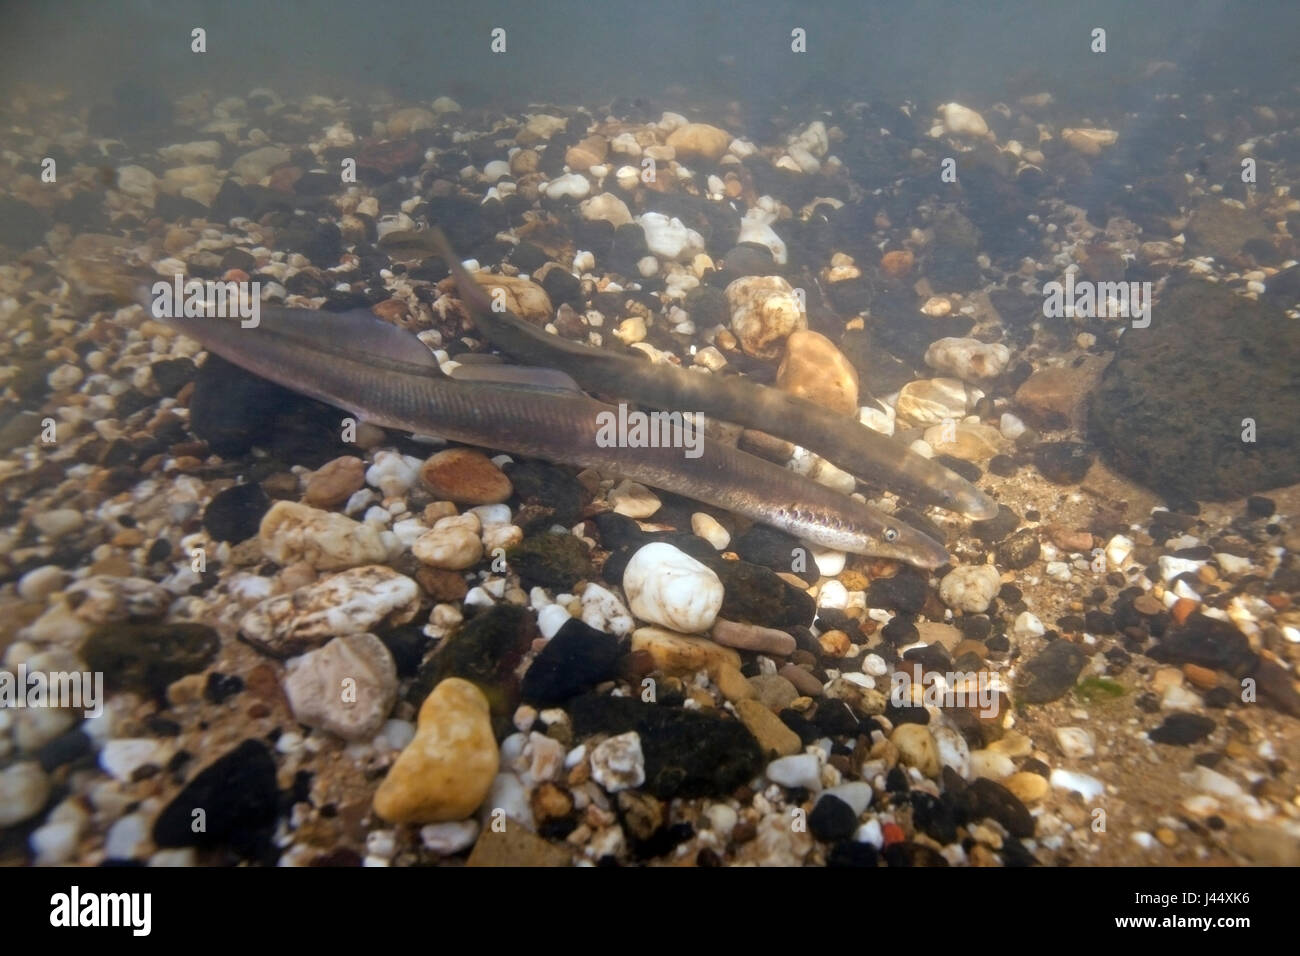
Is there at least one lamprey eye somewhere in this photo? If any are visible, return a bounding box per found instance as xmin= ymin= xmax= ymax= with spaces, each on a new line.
xmin=884 ymin=527 xmax=899 ymax=542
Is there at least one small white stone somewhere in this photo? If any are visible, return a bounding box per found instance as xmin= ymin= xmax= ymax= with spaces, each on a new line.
xmin=854 ymin=818 xmax=884 ymax=848
xmin=420 ymin=819 xmax=480 ymax=855
xmin=1050 ymin=768 xmax=1105 ymax=800
xmin=100 ymin=739 xmax=168 ymax=782
xmin=30 ymin=819 xmax=82 ymax=864
xmin=933 ymin=725 xmax=972 ymax=778
xmin=939 ymin=564 xmax=1000 ymax=613
xmin=622 ymin=542 xmax=723 ymax=633
xmin=924 ymin=337 xmax=1011 ymax=381
xmin=1014 ymin=611 xmax=1046 ymax=639
xmin=1054 ymin=726 xmax=1095 ymax=759
xmin=365 ymin=451 xmax=422 ymax=498
xmin=589 ymin=732 xmax=645 ymax=793
xmin=818 ymin=580 xmax=849 ymax=610
xmin=580 ymin=583 xmax=635 ymax=637
xmin=690 ymin=512 xmax=730 ymax=551
xmin=608 ymin=479 xmax=661 ymax=518
xmin=999 ymin=413 xmax=1026 ymax=441
xmin=969 ymin=749 xmax=1015 ymax=780
xmin=1159 ymin=555 xmax=1204 ymax=581
xmin=766 ymin=753 xmax=822 ymax=791
xmin=537 ymin=603 xmax=572 ymax=639
xmin=104 ymin=812 xmax=150 ymax=860
xmin=820 ymin=781 xmax=872 ymax=816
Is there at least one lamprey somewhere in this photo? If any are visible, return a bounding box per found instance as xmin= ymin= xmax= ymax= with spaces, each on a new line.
xmin=144 ymin=288 xmax=951 ymax=567
xmin=429 ymin=228 xmax=998 ymax=519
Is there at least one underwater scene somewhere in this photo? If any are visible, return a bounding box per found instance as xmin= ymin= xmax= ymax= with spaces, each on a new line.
xmin=1 ymin=0 xmax=1299 ymax=885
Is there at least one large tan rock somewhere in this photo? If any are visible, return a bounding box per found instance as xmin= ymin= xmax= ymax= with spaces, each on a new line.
xmin=777 ymin=330 xmax=860 ymax=415
xmin=665 ymin=123 xmax=731 ymax=162
xmin=373 ymin=678 xmax=499 ymax=823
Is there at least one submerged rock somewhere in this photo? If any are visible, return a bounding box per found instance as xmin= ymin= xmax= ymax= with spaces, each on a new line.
xmin=153 ymin=739 xmax=279 ymax=859
xmin=82 ymin=622 xmax=219 ymax=699
xmin=568 ymin=694 xmax=763 ymax=799
xmin=1089 ymin=279 xmax=1300 ymax=499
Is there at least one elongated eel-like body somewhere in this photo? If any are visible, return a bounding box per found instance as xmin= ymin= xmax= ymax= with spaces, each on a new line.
xmin=429 ymin=229 xmax=998 ymax=520
xmin=150 ymin=294 xmax=950 ymax=567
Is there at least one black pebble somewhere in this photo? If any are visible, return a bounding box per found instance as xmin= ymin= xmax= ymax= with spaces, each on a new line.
xmin=1148 ymin=713 xmax=1216 ymax=745
xmin=809 ymin=794 xmax=859 ymax=842
xmin=202 ymin=483 xmax=271 ymax=544
xmin=152 ymin=739 xmax=280 ymax=860
xmin=1247 ymin=495 xmax=1276 ymax=518
xmin=1034 ymin=441 xmax=1095 ymax=484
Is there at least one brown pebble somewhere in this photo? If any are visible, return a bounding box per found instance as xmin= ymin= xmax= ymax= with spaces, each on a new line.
xmin=1171 ymin=597 xmax=1199 ymax=625
xmin=711 ymin=618 xmax=797 ymax=656
xmin=818 ymin=629 xmax=852 ymax=657
xmin=1183 ymin=663 xmax=1219 ymax=690
xmin=415 ymin=566 xmax=469 ymax=602
xmin=778 ymin=663 xmax=824 ymax=698
xmin=420 ymin=448 xmax=512 ymax=505
xmin=304 ymin=456 xmax=366 ymax=508
xmin=1133 ymin=594 xmax=1163 ymax=615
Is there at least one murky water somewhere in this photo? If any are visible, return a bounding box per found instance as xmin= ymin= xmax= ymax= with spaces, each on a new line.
xmin=1 ymin=0 xmax=1299 ymax=876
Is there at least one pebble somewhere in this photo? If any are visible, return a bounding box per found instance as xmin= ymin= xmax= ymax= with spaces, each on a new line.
xmin=924 ymin=337 xmax=1010 ymax=381
xmin=104 ymin=813 xmax=150 ymax=860
xmin=240 ymin=566 xmax=419 ymax=657
xmin=766 ymin=752 xmax=822 ymax=790
xmin=664 ymin=123 xmax=731 ymax=161
xmin=637 ymin=212 xmax=705 ymax=261
xmin=589 ymin=731 xmax=646 ymax=793
xmin=894 ymin=378 xmax=972 ymax=427
xmin=17 ymin=565 xmax=68 ymax=602
xmin=629 ymin=626 xmax=739 ymax=677
xmin=608 ymin=479 xmax=661 ymax=518
xmin=373 ymin=678 xmax=499 ymax=823
xmin=690 ymin=512 xmax=730 ymax=550
xmin=779 ymin=664 xmax=824 ymax=697
xmin=413 ymin=516 xmax=484 ymax=570
xmin=30 ymin=817 xmax=82 ymax=865
xmin=891 ymin=724 xmax=940 ymax=778
xmin=1004 ymin=771 xmax=1049 ymax=804
xmin=1054 ymin=726 xmax=1095 ymax=759
xmin=419 ymin=449 xmax=512 ymax=505
xmin=969 ymin=749 xmax=1015 ymax=779
xmin=736 ymin=699 xmax=802 ymax=756
xmin=231 ymin=145 xmax=291 ymax=183
xmin=924 ymin=421 xmax=1004 ymax=461
xmin=725 ymin=276 xmax=807 ymax=359
xmin=939 ymin=564 xmax=1001 ymax=613
xmin=283 ymin=634 xmax=398 ymax=740
xmin=420 ymin=819 xmax=480 ymax=856
xmin=1014 ymin=611 xmax=1045 ymax=639
xmin=711 ymin=619 xmax=796 ymax=656
xmin=304 ymin=456 xmax=366 ymax=508
xmin=1050 ymin=768 xmax=1105 ymax=801
xmin=941 ymin=102 xmax=989 ymax=136
xmin=259 ymin=501 xmax=391 ymax=571
xmin=0 ymin=762 xmax=50 ymax=826
xmin=776 ymin=330 xmax=860 ymax=415
xmin=623 ymin=542 xmax=724 ymax=633
xmin=33 ymin=509 xmax=83 ymax=539
xmin=579 ymin=193 xmax=633 ymax=227
xmin=366 ymin=452 xmax=422 ymax=498
xmin=100 ymin=738 xmax=169 ymax=782
xmin=932 ymin=725 xmax=971 ymax=779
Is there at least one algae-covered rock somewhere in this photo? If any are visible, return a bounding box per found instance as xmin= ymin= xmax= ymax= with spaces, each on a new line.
xmin=507 ymin=532 xmax=594 ymax=590
xmin=568 ymin=693 xmax=763 ymax=799
xmin=1088 ymin=278 xmax=1300 ymax=500
xmin=704 ymin=557 xmax=815 ymax=628
xmin=411 ymin=604 xmax=534 ymax=722
xmin=82 ymin=622 xmax=220 ymax=699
